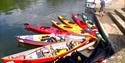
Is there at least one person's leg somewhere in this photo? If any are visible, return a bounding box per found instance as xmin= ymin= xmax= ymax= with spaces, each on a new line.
xmin=99 ymin=7 xmax=104 ymax=17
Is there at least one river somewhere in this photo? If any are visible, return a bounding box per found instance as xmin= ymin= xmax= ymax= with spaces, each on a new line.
xmin=0 ymin=0 xmax=85 ymax=62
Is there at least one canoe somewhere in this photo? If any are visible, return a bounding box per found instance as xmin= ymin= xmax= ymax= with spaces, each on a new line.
xmin=51 ymin=20 xmax=97 ymax=39
xmin=24 ymin=23 xmax=71 ymax=34
xmin=2 ymin=37 xmax=94 ymax=63
xmin=72 ymin=13 xmax=97 ymax=38
xmin=80 ymin=13 xmax=105 ymax=41
xmin=16 ymin=34 xmax=86 ymax=46
xmin=58 ymin=15 xmax=82 ymax=30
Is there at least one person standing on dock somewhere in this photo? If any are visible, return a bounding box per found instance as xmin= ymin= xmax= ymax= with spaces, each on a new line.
xmin=99 ymin=0 xmax=105 ymax=17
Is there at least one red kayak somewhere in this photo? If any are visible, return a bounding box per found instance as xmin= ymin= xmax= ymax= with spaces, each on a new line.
xmin=72 ymin=13 xmax=96 ymax=37
xmin=24 ymin=23 xmax=71 ymax=34
xmin=2 ymin=37 xmax=93 ymax=63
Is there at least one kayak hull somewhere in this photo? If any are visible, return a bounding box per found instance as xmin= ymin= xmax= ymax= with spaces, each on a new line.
xmin=16 ymin=34 xmax=86 ymax=46
xmin=51 ymin=20 xmax=82 ymax=34
xmin=80 ymin=13 xmax=105 ymax=41
xmin=72 ymin=13 xmax=96 ymax=37
xmin=24 ymin=23 xmax=70 ymax=34
xmin=58 ymin=16 xmax=82 ymax=30
xmin=16 ymin=36 xmax=52 ymax=46
xmin=2 ymin=37 xmax=94 ymax=63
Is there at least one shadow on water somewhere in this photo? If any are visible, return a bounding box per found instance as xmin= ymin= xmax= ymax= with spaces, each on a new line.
xmin=0 ymin=0 xmax=37 ymax=14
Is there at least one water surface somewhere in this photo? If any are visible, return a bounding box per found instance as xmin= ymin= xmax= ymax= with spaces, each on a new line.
xmin=0 ymin=0 xmax=85 ymax=62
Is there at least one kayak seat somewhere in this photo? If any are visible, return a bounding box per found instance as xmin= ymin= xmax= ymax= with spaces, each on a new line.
xmin=64 ymin=25 xmax=72 ymax=28
xmin=56 ymin=30 xmax=61 ymax=32
xmin=47 ymin=37 xmax=57 ymax=42
xmin=68 ymin=21 xmax=75 ymax=24
xmin=87 ymin=21 xmax=94 ymax=25
xmin=41 ymin=36 xmax=50 ymax=41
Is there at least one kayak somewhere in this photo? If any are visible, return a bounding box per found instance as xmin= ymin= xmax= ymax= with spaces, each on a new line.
xmin=72 ymin=13 xmax=97 ymax=38
xmin=80 ymin=13 xmax=97 ymax=30
xmin=58 ymin=15 xmax=82 ymax=30
xmin=2 ymin=37 xmax=94 ymax=63
xmin=24 ymin=23 xmax=71 ymax=34
xmin=80 ymin=13 xmax=105 ymax=41
xmin=51 ymin=20 xmax=82 ymax=34
xmin=16 ymin=34 xmax=87 ymax=46
xmin=51 ymin=20 xmax=97 ymax=39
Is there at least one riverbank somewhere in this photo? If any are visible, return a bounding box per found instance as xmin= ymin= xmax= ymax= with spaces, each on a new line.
xmin=96 ymin=12 xmax=125 ymax=63
xmin=95 ymin=0 xmax=125 ymax=62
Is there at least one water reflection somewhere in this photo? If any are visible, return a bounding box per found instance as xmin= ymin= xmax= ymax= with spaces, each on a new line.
xmin=0 ymin=0 xmax=37 ymax=14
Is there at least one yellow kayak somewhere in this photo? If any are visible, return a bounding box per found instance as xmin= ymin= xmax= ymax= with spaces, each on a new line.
xmin=51 ymin=20 xmax=82 ymax=34
xmin=51 ymin=20 xmax=97 ymax=39
xmin=58 ymin=16 xmax=82 ymax=30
